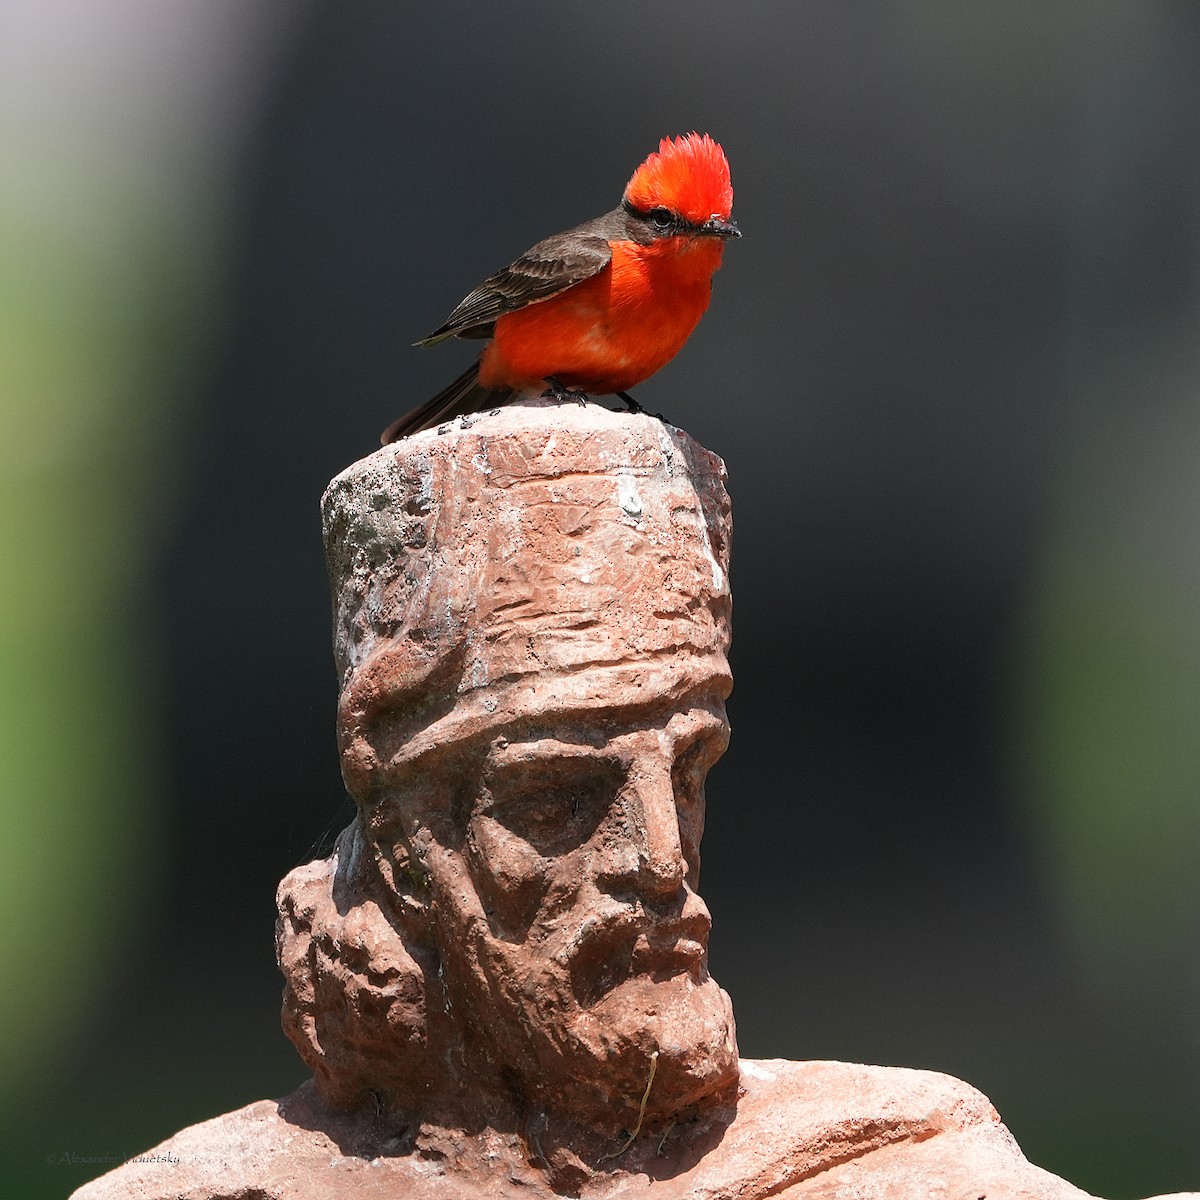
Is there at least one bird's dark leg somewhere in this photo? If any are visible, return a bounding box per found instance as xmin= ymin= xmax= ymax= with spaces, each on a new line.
xmin=614 ymin=390 xmax=668 ymax=423
xmin=541 ymin=376 xmax=589 ymax=407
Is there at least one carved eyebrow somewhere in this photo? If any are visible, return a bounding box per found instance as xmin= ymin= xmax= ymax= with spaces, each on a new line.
xmin=485 ymin=737 xmax=616 ymax=771
xmin=666 ymin=706 xmax=728 ymax=744
xmin=662 ymin=712 xmax=725 ymax=770
xmin=482 ymin=702 xmax=726 ymax=772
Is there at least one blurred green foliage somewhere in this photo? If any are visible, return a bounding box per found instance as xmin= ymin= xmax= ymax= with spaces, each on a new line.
xmin=1014 ymin=381 xmax=1200 ymax=985
xmin=0 ymin=23 xmax=223 ymax=1130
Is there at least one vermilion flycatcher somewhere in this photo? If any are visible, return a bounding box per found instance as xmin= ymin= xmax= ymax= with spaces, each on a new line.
xmin=381 ymin=133 xmax=739 ymax=443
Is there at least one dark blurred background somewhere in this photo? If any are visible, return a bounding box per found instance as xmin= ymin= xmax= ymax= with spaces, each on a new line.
xmin=3 ymin=2 xmax=1198 ymax=1197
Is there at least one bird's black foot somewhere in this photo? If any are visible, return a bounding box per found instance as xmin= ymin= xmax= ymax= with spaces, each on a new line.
xmin=542 ymin=376 xmax=589 ymax=407
xmin=614 ymin=390 xmax=668 ymax=422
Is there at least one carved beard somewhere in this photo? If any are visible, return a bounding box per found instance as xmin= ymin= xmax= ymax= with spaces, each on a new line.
xmin=445 ymin=886 xmax=739 ymax=1131
xmin=557 ymin=969 xmax=739 ymax=1124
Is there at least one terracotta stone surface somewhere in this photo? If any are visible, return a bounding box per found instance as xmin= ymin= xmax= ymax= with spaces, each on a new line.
xmin=280 ymin=402 xmax=740 ymax=1141
xmin=71 ymin=404 xmax=1198 ymax=1200
xmin=69 ymin=1059 xmax=1199 ymax=1200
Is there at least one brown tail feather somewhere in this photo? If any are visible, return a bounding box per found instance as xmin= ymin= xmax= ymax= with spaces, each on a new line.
xmin=380 ymin=360 xmax=510 ymax=444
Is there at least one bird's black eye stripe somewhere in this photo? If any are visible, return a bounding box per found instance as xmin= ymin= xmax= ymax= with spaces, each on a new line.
xmin=622 ymin=198 xmax=694 ymax=236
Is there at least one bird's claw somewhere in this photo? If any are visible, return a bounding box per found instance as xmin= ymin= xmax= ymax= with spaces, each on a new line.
xmin=615 ymin=391 xmax=668 ymax=422
xmin=542 ymin=377 xmax=590 ymax=407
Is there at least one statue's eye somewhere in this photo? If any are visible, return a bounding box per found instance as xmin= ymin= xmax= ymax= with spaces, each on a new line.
xmin=649 ymin=207 xmax=674 ymax=230
xmin=484 ymin=757 xmax=622 ymax=856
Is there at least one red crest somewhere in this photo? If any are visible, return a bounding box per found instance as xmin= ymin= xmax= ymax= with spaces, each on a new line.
xmin=624 ymin=133 xmax=734 ymax=225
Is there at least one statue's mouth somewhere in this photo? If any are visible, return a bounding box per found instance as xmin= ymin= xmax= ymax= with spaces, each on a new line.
xmin=564 ymin=900 xmax=711 ymax=1005
xmin=630 ymin=927 xmax=707 ymax=976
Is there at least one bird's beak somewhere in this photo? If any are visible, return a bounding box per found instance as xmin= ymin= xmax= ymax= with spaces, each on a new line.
xmin=700 ymin=216 xmax=741 ymax=239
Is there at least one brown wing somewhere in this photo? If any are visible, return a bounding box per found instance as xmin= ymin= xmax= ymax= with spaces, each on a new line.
xmin=414 ymin=215 xmax=619 ymax=347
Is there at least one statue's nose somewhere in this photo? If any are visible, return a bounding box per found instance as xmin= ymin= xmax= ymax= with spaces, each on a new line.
xmin=628 ymin=762 xmax=687 ymax=896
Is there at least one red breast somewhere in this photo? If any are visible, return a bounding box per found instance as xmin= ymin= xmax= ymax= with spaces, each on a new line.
xmin=479 ymin=236 xmax=726 ymax=394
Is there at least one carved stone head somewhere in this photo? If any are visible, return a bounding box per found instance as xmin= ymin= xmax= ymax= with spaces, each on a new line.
xmin=277 ymin=406 xmax=738 ymax=1135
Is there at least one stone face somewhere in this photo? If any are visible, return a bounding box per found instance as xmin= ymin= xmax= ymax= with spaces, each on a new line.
xmin=71 ymin=405 xmax=1199 ymax=1200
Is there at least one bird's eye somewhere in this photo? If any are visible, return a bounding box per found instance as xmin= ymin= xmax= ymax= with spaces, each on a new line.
xmin=649 ymin=207 xmax=674 ymax=230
